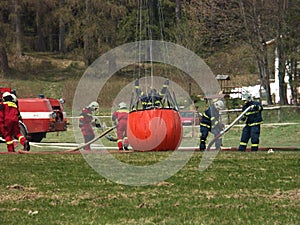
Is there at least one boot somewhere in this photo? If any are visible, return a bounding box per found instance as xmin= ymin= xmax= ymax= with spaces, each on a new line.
xmin=24 ymin=141 xmax=30 ymax=151
xmin=117 ymin=140 xmax=123 ymax=151
xmin=7 ymin=143 xmax=15 ymax=152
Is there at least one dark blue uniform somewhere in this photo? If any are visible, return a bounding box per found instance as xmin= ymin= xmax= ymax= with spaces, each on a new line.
xmin=199 ymin=105 xmax=223 ymax=150
xmin=238 ymin=100 xmax=263 ymax=151
xmin=135 ymin=79 xmax=168 ymax=110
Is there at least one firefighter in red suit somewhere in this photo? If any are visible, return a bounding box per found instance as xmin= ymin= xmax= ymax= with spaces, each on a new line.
xmin=79 ymin=101 xmax=99 ymax=151
xmin=112 ymin=102 xmax=129 ymax=150
xmin=0 ymin=92 xmax=30 ymax=152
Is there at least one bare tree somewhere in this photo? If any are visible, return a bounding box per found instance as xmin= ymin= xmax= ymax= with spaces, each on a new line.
xmin=239 ymin=0 xmax=275 ymax=104
xmin=0 ymin=1 xmax=10 ymax=76
xmin=13 ymin=0 xmax=24 ymax=57
xmin=59 ymin=0 xmax=66 ymax=54
xmin=275 ymin=0 xmax=289 ymax=105
xmin=176 ymin=0 xmax=182 ymax=21
xmin=35 ymin=0 xmax=46 ymax=51
xmin=282 ymin=0 xmax=300 ymax=105
xmin=83 ymin=0 xmax=92 ymax=66
xmin=0 ymin=47 xmax=9 ymax=77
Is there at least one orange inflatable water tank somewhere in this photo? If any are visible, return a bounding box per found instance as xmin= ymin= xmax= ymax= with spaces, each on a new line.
xmin=127 ymin=108 xmax=182 ymax=151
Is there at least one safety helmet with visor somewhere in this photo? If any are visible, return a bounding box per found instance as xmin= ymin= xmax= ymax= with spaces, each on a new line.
xmin=10 ymin=94 xmax=17 ymax=103
xmin=118 ymin=102 xmax=127 ymax=109
xmin=2 ymin=92 xmax=13 ymax=102
xmin=88 ymin=101 xmax=99 ymax=112
xmin=241 ymin=93 xmax=252 ymax=102
xmin=213 ymin=99 xmax=225 ymax=110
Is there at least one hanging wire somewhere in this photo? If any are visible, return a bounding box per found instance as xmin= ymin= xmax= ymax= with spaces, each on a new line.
xmin=134 ymin=0 xmax=175 ymax=104
xmin=157 ymin=0 xmax=172 ymax=92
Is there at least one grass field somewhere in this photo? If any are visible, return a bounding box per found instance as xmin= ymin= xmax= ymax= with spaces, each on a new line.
xmin=0 ymin=151 xmax=299 ymax=225
xmin=0 ymin=120 xmax=299 ymax=224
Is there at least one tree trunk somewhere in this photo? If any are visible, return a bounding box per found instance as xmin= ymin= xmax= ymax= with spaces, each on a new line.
xmin=277 ymin=41 xmax=288 ymax=105
xmin=289 ymin=59 xmax=299 ymax=105
xmin=239 ymin=1 xmax=273 ymax=105
xmin=0 ymin=46 xmax=9 ymax=76
xmin=59 ymin=0 xmax=66 ymax=54
xmin=276 ymin=0 xmax=289 ymax=105
xmin=261 ymin=44 xmax=273 ymax=105
xmin=14 ymin=0 xmax=23 ymax=57
xmin=36 ymin=1 xmax=45 ymax=51
xmin=49 ymin=27 xmax=54 ymax=52
xmin=175 ymin=0 xmax=182 ymax=22
xmin=84 ymin=0 xmax=92 ymax=66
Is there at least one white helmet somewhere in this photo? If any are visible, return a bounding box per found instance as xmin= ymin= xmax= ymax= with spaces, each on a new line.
xmin=242 ymin=93 xmax=252 ymax=101
xmin=118 ymin=102 xmax=127 ymax=109
xmin=2 ymin=92 xmax=11 ymax=98
xmin=2 ymin=92 xmax=12 ymax=101
xmin=214 ymin=100 xmax=225 ymax=110
xmin=10 ymin=94 xmax=17 ymax=102
xmin=59 ymin=98 xmax=65 ymax=104
xmin=88 ymin=101 xmax=99 ymax=111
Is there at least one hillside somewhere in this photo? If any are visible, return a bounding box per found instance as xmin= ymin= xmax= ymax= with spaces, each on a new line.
xmin=1 ymin=44 xmax=260 ymax=110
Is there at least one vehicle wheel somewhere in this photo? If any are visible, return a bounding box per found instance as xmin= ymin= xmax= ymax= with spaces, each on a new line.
xmin=0 ymin=136 xmax=5 ymax=143
xmin=19 ymin=121 xmax=28 ymax=139
xmin=28 ymin=133 xmax=45 ymax=142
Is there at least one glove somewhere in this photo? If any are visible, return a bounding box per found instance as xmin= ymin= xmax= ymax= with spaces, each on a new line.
xmin=220 ymin=123 xmax=225 ymax=130
xmin=249 ymin=105 xmax=255 ymax=110
xmin=241 ymin=116 xmax=246 ymax=121
xmin=94 ymin=119 xmax=101 ymax=128
xmin=216 ymin=123 xmax=224 ymax=132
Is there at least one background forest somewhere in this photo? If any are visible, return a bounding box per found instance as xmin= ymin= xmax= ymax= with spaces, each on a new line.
xmin=0 ymin=0 xmax=299 ymax=107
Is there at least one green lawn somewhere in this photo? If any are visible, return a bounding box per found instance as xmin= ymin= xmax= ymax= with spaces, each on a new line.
xmin=0 ymin=118 xmax=299 ymax=224
xmin=0 ymin=151 xmax=299 ymax=225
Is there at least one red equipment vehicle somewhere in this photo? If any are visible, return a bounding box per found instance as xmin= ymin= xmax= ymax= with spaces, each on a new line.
xmin=0 ymin=87 xmax=67 ymax=142
xmin=179 ymin=110 xmax=202 ymax=126
xmin=18 ymin=97 xmax=67 ymax=142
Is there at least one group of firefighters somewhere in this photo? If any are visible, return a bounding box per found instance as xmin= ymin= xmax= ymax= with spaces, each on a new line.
xmin=0 ymin=86 xmax=262 ymax=152
xmin=199 ymin=93 xmax=263 ymax=151
xmin=79 ymin=79 xmax=173 ymax=151
xmin=79 ymin=101 xmax=130 ymax=151
xmin=79 ymin=85 xmax=263 ymax=152
xmin=0 ymin=92 xmax=30 ymax=152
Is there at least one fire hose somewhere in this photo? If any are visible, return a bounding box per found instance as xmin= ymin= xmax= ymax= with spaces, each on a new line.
xmin=206 ymin=105 xmax=253 ymax=151
xmin=64 ymin=125 xmax=117 ymax=152
xmin=94 ymin=117 xmax=118 ymax=142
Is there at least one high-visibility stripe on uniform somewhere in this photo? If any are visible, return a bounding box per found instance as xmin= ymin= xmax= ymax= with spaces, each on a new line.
xmin=117 ymin=109 xmax=129 ymax=113
xmin=240 ymin=142 xmax=247 ymax=146
xmin=248 ymin=122 xmax=263 ymax=126
xmin=251 ymin=143 xmax=259 ymax=147
xmin=200 ymin=123 xmax=210 ymax=128
xmin=4 ymin=102 xmax=18 ymax=108
xmin=203 ymin=113 xmax=210 ymax=119
xmin=246 ymin=110 xmax=260 ymax=116
xmin=212 ymin=121 xmax=219 ymax=128
xmin=6 ymin=140 xmax=14 ymax=145
xmin=18 ymin=136 xmax=24 ymax=142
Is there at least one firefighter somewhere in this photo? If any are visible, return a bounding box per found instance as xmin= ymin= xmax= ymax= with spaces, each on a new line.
xmin=79 ymin=101 xmax=99 ymax=151
xmin=134 ymin=80 xmax=149 ymax=109
xmin=199 ymin=99 xmax=225 ymax=151
xmin=134 ymin=79 xmax=169 ymax=109
xmin=0 ymin=92 xmax=30 ymax=152
xmin=112 ymin=102 xmax=129 ymax=150
xmin=147 ymin=88 xmax=163 ymax=108
xmin=238 ymin=93 xmax=263 ymax=151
